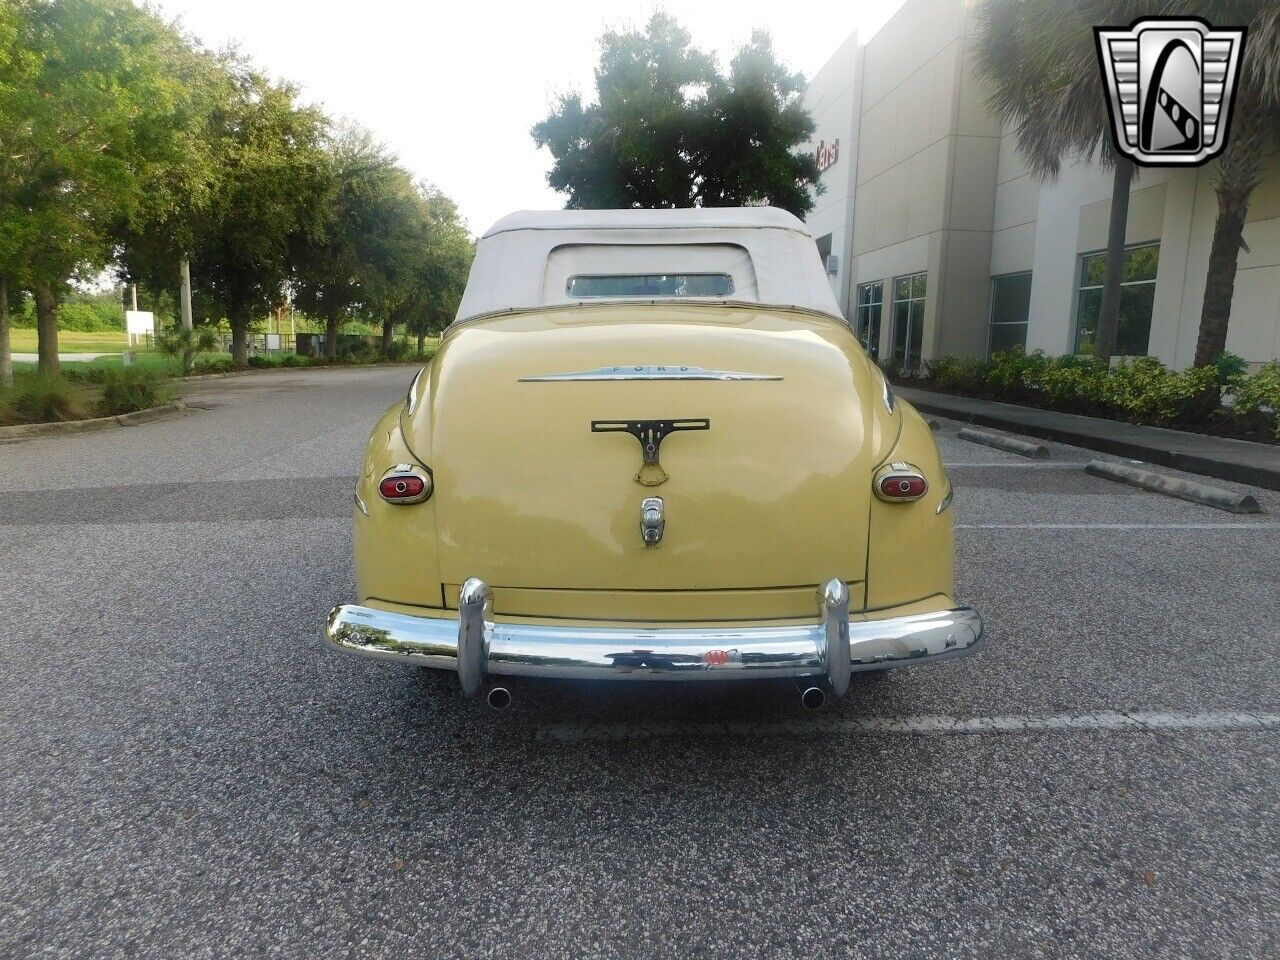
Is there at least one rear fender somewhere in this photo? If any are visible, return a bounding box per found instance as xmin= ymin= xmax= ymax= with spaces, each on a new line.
xmin=864 ymin=400 xmax=954 ymax=609
xmin=355 ymin=394 xmax=443 ymax=607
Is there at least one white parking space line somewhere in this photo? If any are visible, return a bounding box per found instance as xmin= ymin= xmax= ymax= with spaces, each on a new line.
xmin=534 ymin=710 xmax=1280 ymax=743
xmin=956 ymin=523 xmax=1280 ymax=530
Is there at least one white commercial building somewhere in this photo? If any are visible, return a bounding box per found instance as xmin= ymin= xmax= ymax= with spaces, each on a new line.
xmin=803 ymin=0 xmax=1280 ymax=369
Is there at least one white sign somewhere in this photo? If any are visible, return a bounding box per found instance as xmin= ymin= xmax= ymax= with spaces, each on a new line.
xmin=125 ymin=310 xmax=155 ymax=335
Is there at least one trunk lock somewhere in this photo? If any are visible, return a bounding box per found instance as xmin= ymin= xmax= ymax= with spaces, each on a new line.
xmin=640 ymin=497 xmax=665 ymax=546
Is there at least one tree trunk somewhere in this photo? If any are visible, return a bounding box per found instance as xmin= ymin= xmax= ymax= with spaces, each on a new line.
xmin=35 ymin=281 xmax=60 ymax=377
xmin=1195 ymin=114 xmax=1265 ymax=368
xmin=1094 ymin=157 xmax=1134 ymax=365
xmin=179 ymin=258 xmax=194 ymax=332
xmin=325 ymin=314 xmax=339 ymax=360
xmin=416 ymin=329 xmax=425 ymax=358
xmin=0 ymin=273 xmax=11 ymax=389
xmin=230 ymin=315 xmax=249 ymax=367
xmin=1194 ymin=188 xmax=1250 ymax=368
xmin=381 ymin=316 xmax=394 ymax=357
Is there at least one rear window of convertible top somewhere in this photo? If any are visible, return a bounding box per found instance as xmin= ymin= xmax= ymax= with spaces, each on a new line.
xmin=566 ymin=273 xmax=735 ymax=299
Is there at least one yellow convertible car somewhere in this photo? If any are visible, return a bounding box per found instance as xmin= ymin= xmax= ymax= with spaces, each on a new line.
xmin=325 ymin=208 xmax=983 ymax=709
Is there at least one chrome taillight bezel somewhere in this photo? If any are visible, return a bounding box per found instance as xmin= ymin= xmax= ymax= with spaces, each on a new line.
xmin=874 ymin=461 xmax=928 ymax=503
xmin=378 ymin=463 xmax=433 ymax=504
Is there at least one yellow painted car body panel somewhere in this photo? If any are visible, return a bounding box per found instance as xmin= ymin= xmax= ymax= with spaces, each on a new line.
xmin=441 ymin=581 xmax=867 ymax=621
xmin=354 ymin=399 xmax=444 ymax=607
xmin=864 ymin=401 xmax=955 ymax=609
xmin=356 ymin=302 xmax=953 ymax=622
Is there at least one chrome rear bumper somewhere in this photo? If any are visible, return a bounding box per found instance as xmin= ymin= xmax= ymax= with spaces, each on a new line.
xmin=325 ymin=578 xmax=983 ymax=700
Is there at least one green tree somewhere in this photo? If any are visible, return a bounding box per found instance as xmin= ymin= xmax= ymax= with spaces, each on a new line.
xmin=292 ymin=126 xmax=403 ymax=360
xmin=115 ymin=33 xmax=233 ymax=342
xmin=975 ymin=0 xmax=1149 ymax=366
xmin=1184 ymin=1 xmax=1280 ymax=367
xmin=359 ymin=167 xmax=428 ymax=358
xmin=0 ymin=0 xmax=198 ymax=375
xmin=0 ymin=0 xmax=32 ymax=387
xmin=695 ymin=31 xmax=819 ymax=213
xmin=295 ymin=128 xmax=472 ymax=360
xmin=186 ymin=62 xmax=327 ymax=366
xmin=394 ymin=186 xmax=473 ymax=356
xmin=532 ymin=13 xmax=819 ymax=216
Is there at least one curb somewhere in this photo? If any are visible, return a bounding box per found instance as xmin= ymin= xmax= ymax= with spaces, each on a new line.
xmin=0 ymin=401 xmax=188 ymax=443
xmin=956 ymin=427 xmax=1050 ymax=459
xmin=178 ymin=361 xmax=425 ymax=382
xmin=1084 ymin=460 xmax=1263 ymax=514
xmin=899 ymin=387 xmax=1280 ymax=492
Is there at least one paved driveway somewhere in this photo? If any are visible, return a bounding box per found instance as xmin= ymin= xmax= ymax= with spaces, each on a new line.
xmin=1 ymin=366 xmax=1276 ymax=959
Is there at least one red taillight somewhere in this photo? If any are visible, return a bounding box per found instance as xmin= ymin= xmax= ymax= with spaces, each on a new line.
xmin=875 ymin=463 xmax=928 ymax=503
xmin=879 ymin=475 xmax=927 ymax=499
xmin=378 ymin=469 xmax=431 ymax=504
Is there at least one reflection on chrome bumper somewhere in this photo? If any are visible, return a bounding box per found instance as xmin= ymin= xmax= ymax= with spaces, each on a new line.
xmin=325 ymin=578 xmax=983 ymax=700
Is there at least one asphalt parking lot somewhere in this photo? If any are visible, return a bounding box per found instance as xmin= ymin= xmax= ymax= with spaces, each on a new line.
xmin=1 ymin=365 xmax=1277 ymax=959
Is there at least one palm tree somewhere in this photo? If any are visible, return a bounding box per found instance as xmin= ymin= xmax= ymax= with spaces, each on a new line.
xmin=975 ymin=0 xmax=1149 ymax=365
xmin=1184 ymin=1 xmax=1280 ymax=367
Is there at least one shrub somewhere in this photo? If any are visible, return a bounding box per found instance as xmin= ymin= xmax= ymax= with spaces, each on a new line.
xmin=1103 ymin=357 xmax=1219 ymax=424
xmin=98 ymin=367 xmax=172 ymax=416
xmin=910 ymin=347 xmax=1278 ymax=440
xmin=1232 ymin=361 xmax=1280 ymax=440
xmin=11 ymin=293 xmax=125 ymax=331
xmin=191 ymin=354 xmax=236 ymax=375
xmin=927 ymin=355 xmax=990 ymax=393
xmin=1 ymin=375 xmax=87 ymax=423
xmin=156 ymin=326 xmax=220 ymax=375
xmin=279 ymin=352 xmax=310 ymax=367
xmin=247 ymin=354 xmax=283 ymax=368
xmin=985 ymin=349 xmax=1029 ymax=395
xmin=341 ymin=343 xmax=379 ymax=364
xmin=1037 ymin=361 xmax=1109 ymax=411
xmin=58 ymin=300 xmax=121 ymax=332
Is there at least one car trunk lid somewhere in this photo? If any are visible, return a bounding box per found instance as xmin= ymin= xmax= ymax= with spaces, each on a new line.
xmin=415 ymin=306 xmax=879 ymax=597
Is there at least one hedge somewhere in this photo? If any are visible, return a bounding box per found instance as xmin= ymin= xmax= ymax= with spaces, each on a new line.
xmin=906 ymin=350 xmax=1279 ymax=441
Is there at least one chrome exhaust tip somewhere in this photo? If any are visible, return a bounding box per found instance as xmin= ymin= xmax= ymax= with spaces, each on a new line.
xmin=800 ymin=686 xmax=827 ymax=711
xmin=486 ymin=686 xmax=512 ymax=711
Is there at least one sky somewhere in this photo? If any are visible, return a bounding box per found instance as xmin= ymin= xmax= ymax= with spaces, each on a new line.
xmin=146 ymin=0 xmax=908 ymax=236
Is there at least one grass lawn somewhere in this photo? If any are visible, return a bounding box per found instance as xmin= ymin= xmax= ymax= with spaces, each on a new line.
xmin=8 ymin=329 xmax=129 ymax=354
xmin=11 ymin=352 xmax=184 ymax=377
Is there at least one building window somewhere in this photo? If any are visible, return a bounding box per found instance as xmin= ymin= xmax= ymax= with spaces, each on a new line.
xmin=1074 ymin=243 xmax=1160 ymax=356
xmin=855 ymin=281 xmax=883 ymax=358
xmin=890 ymin=272 xmax=927 ymax=370
xmin=989 ymin=272 xmax=1032 ymax=355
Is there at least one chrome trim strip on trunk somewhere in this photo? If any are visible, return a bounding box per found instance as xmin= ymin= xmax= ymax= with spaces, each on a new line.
xmin=324 ymin=583 xmax=983 ymax=698
xmin=518 ymin=365 xmax=782 ymax=382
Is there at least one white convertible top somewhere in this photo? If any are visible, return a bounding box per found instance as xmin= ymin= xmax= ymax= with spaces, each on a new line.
xmin=454 ymin=207 xmax=842 ymax=324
